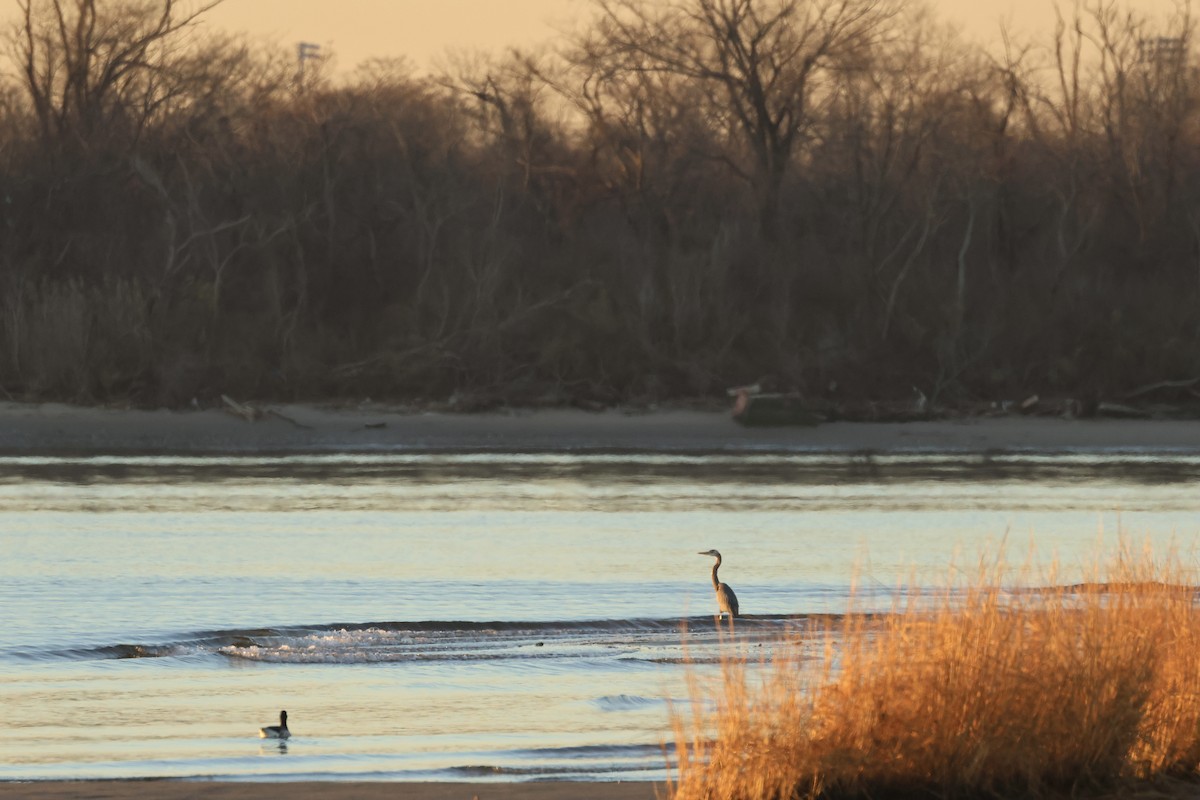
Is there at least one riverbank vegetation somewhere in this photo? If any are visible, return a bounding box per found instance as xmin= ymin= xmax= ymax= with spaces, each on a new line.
xmin=669 ymin=547 xmax=1200 ymax=799
xmin=3 ymin=0 xmax=1200 ymax=412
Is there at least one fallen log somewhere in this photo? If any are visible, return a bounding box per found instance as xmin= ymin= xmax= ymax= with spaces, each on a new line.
xmin=728 ymin=385 xmax=822 ymax=427
xmin=220 ymin=394 xmax=262 ymax=422
xmin=1095 ymin=401 xmax=1151 ymax=419
xmin=1124 ymin=377 xmax=1199 ymax=400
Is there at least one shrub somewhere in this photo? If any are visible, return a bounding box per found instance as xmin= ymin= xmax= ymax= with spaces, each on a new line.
xmin=671 ymin=546 xmax=1200 ymax=799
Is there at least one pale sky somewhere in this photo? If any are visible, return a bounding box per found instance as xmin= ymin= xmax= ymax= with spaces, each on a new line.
xmin=195 ymin=0 xmax=1183 ymax=74
xmin=199 ymin=0 xmax=588 ymax=72
xmin=1 ymin=1 xmax=1186 ymax=76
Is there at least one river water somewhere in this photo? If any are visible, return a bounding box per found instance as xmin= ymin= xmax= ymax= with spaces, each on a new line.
xmin=2 ymin=452 xmax=1200 ymax=782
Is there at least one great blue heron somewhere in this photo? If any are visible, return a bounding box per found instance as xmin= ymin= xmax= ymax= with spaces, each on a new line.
xmin=699 ymin=549 xmax=739 ymax=622
xmin=259 ymin=709 xmax=290 ymax=739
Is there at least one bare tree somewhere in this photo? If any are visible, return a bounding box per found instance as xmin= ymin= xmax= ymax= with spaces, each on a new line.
xmin=585 ymin=0 xmax=898 ymax=235
xmin=13 ymin=0 xmax=222 ymax=146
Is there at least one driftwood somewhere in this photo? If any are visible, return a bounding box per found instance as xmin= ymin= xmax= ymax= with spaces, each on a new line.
xmin=727 ymin=384 xmax=822 ymax=427
xmin=220 ymin=393 xmax=262 ymax=422
xmin=1124 ymin=377 xmax=1200 ymax=400
xmin=220 ymin=395 xmax=313 ymax=429
xmin=1096 ymin=401 xmax=1151 ymax=419
xmin=727 ymin=383 xmax=762 ymax=418
xmin=267 ymin=409 xmax=313 ymax=430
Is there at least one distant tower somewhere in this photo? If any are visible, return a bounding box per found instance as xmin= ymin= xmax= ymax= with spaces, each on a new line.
xmin=297 ymin=41 xmax=322 ymax=89
xmin=1138 ymin=36 xmax=1186 ymax=69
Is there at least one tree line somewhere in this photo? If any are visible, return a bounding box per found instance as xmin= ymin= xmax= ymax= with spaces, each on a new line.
xmin=1 ymin=0 xmax=1198 ymax=415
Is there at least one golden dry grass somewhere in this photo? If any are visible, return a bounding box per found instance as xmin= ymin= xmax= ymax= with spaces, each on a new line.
xmin=669 ymin=545 xmax=1200 ymax=799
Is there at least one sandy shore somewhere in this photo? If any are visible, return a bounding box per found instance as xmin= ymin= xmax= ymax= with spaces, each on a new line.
xmin=0 ymin=781 xmax=659 ymax=799
xmin=1 ymin=401 xmax=1199 ymax=454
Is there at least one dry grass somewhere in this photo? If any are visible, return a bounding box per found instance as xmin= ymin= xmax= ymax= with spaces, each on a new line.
xmin=669 ymin=545 xmax=1200 ymax=799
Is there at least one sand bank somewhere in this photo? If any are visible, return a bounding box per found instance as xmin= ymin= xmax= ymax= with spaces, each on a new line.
xmin=1 ymin=402 xmax=1199 ymax=455
xmin=0 ymin=781 xmax=658 ymax=799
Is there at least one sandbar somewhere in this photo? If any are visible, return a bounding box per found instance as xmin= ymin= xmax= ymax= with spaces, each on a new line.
xmin=1 ymin=401 xmax=1199 ymax=455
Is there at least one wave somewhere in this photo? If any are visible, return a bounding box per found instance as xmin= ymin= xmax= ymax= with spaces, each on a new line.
xmin=447 ymin=762 xmax=662 ymax=778
xmin=508 ymin=742 xmax=671 ymax=758
xmin=91 ymin=643 xmax=188 ymax=659
xmin=8 ymin=451 xmax=1200 ymax=483
xmin=22 ymin=614 xmax=833 ymax=664
xmin=448 ymin=742 xmax=672 ymax=778
xmin=592 ymin=694 xmax=667 ymax=711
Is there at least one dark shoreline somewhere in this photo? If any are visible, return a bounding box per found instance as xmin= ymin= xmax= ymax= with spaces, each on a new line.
xmin=3 ymin=402 xmax=1200 ymax=456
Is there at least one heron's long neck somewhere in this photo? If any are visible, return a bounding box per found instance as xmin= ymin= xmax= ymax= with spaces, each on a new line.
xmin=711 ymin=557 xmax=721 ymax=590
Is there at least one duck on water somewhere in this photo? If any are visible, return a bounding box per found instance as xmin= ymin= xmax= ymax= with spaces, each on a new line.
xmin=259 ymin=710 xmax=290 ymax=739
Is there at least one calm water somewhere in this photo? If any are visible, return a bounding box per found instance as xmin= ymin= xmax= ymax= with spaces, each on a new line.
xmin=3 ymin=452 xmax=1200 ymax=782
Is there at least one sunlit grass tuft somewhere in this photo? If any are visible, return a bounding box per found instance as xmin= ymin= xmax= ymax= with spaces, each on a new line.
xmin=669 ymin=543 xmax=1200 ymax=799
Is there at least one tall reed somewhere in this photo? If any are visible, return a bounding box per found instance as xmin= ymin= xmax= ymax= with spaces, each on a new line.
xmin=670 ymin=545 xmax=1200 ymax=799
